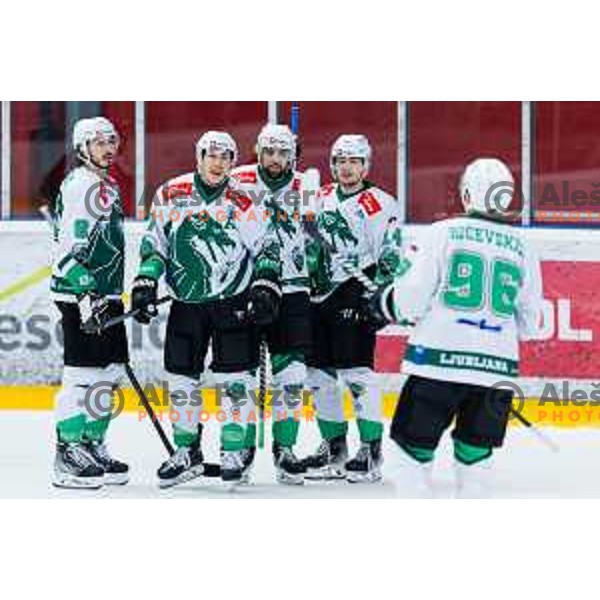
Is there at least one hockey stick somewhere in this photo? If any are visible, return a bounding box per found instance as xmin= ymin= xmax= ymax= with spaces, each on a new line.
xmin=509 ymin=407 xmax=560 ymax=453
xmin=124 ymin=363 xmax=222 ymax=476
xmin=98 ymin=296 xmax=172 ymax=333
xmin=258 ymin=336 xmax=268 ymax=449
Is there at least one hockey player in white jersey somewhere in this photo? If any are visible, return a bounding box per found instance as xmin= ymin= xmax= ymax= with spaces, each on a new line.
xmin=303 ymin=134 xmax=407 ymax=483
xmin=131 ymin=131 xmax=283 ymax=488
xmin=371 ymin=158 xmax=544 ymax=497
xmin=230 ymin=124 xmax=310 ymax=485
xmin=51 ymin=117 xmax=129 ymax=489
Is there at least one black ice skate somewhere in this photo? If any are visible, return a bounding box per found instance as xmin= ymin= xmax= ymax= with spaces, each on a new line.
xmin=221 ymin=448 xmax=255 ymax=489
xmin=83 ymin=439 xmax=129 ymax=485
xmin=273 ymin=443 xmax=306 ymax=485
xmin=345 ymin=440 xmax=383 ymax=483
xmin=52 ymin=441 xmax=105 ymax=490
xmin=157 ymin=445 xmax=205 ymax=489
xmin=302 ymin=436 xmax=348 ymax=480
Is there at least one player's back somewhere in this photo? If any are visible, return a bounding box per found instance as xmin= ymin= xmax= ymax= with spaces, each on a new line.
xmin=396 ymin=214 xmax=543 ymax=387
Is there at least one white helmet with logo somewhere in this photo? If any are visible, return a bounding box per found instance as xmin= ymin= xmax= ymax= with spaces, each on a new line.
xmin=460 ymin=158 xmax=515 ymax=218
xmin=330 ymin=134 xmax=372 ymax=179
xmin=196 ymin=130 xmax=238 ymax=166
xmin=72 ymin=117 xmax=119 ymax=162
xmin=256 ymin=123 xmax=296 ymax=165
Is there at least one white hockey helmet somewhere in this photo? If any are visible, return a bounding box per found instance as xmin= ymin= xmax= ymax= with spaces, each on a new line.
xmin=256 ymin=123 xmax=297 ymax=165
xmin=330 ymin=134 xmax=372 ymax=179
xmin=196 ymin=130 xmax=238 ymax=166
xmin=72 ymin=117 xmax=119 ymax=160
xmin=460 ymin=158 xmax=515 ymax=218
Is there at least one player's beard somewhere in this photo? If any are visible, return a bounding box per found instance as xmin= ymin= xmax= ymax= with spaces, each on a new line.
xmin=264 ymin=162 xmax=288 ymax=179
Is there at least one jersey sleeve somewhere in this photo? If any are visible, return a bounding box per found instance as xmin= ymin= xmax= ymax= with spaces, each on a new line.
xmin=55 ymin=174 xmax=99 ymax=294
xmin=515 ymin=241 xmax=544 ymax=339
xmin=362 ymin=191 xmax=409 ymax=285
xmin=137 ymin=185 xmax=170 ymax=281
xmin=390 ymin=224 xmax=444 ymax=324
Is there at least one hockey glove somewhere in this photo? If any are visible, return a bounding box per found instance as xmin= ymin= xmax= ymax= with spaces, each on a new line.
xmin=131 ymin=277 xmax=159 ymax=324
xmin=79 ymin=293 xmax=112 ymax=334
xmin=247 ymin=278 xmax=282 ymax=327
xmin=363 ymin=285 xmax=396 ymax=331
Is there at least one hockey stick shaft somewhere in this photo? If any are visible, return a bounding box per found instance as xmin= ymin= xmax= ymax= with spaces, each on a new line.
xmin=124 ymin=363 xmax=175 ymax=455
xmin=258 ymin=338 xmax=268 ymax=449
xmin=99 ymin=296 xmax=172 ymax=332
xmin=510 ymin=407 xmax=560 ymax=453
xmin=124 ymin=363 xmax=222 ymax=476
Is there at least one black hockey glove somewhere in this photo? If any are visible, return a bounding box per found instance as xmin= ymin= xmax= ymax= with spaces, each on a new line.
xmin=362 ymin=285 xmax=395 ymax=332
xmin=79 ymin=293 xmax=112 ymax=334
xmin=247 ymin=278 xmax=282 ymax=327
xmin=131 ymin=277 xmax=159 ymax=324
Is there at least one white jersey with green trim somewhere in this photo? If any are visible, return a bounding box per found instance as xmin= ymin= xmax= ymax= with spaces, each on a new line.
xmin=50 ymin=165 xmax=125 ymax=303
xmin=390 ymin=215 xmax=544 ymax=387
xmin=231 ymin=164 xmax=310 ymax=294
xmin=138 ymin=171 xmax=278 ymax=303
xmin=310 ymin=181 xmax=403 ymax=300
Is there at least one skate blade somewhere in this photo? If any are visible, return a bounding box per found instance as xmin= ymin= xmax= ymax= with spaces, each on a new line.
xmin=158 ymin=464 xmax=205 ymax=489
xmin=276 ymin=471 xmax=305 ymax=486
xmin=305 ymin=466 xmax=346 ymax=481
xmin=346 ymin=469 xmax=382 ymax=484
xmin=52 ymin=473 xmax=104 ymax=490
xmin=104 ymin=472 xmax=130 ymax=486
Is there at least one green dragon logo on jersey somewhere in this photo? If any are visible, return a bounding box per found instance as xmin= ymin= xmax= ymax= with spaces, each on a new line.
xmin=265 ymin=197 xmax=298 ymax=243
xmin=318 ymin=209 xmax=358 ymax=251
xmin=169 ymin=219 xmax=213 ymax=299
xmin=191 ymin=214 xmax=236 ymax=261
xmin=86 ymin=204 xmax=125 ymax=295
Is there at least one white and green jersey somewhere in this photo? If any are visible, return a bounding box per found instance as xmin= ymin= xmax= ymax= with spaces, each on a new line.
xmin=390 ymin=215 xmax=544 ymax=387
xmin=138 ymin=172 xmax=279 ymax=303
xmin=309 ymin=181 xmax=405 ymax=300
xmin=231 ymin=164 xmax=309 ymax=294
xmin=51 ymin=165 xmax=125 ymax=303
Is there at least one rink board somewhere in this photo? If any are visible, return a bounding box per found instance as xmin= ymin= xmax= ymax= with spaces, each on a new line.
xmin=2 ymin=223 xmax=600 ymax=427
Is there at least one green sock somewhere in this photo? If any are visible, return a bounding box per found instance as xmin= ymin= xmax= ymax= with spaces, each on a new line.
xmin=56 ymin=414 xmax=86 ymax=443
xmin=83 ymin=417 xmax=110 ymax=442
xmin=357 ymin=419 xmax=383 ymax=443
xmin=273 ymin=418 xmax=299 ymax=447
xmin=453 ymin=439 xmax=493 ymax=465
xmin=173 ymin=425 xmax=199 ymax=448
xmin=400 ymin=442 xmax=435 ymax=463
xmin=317 ymin=418 xmax=348 ymax=441
xmin=222 ymin=423 xmax=246 ymax=451
xmin=244 ymin=423 xmax=257 ymax=449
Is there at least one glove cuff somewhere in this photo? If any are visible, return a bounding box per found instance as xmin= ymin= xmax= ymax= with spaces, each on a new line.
xmin=135 ymin=276 xmax=158 ymax=288
xmin=251 ymin=278 xmax=282 ymax=299
xmin=380 ymin=285 xmax=395 ymax=323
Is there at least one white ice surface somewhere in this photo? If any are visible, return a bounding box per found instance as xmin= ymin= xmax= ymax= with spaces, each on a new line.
xmin=0 ymin=410 xmax=597 ymax=498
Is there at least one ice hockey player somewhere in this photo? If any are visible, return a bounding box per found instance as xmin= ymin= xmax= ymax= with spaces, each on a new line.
xmin=51 ymin=117 xmax=129 ymax=489
xmin=303 ymin=134 xmax=406 ymax=483
xmin=371 ymin=157 xmax=544 ymax=497
xmin=131 ymin=131 xmax=282 ymax=489
xmin=230 ymin=124 xmax=311 ymax=485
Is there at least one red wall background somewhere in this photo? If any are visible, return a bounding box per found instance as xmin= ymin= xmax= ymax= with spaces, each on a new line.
xmin=7 ymin=101 xmax=600 ymax=227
